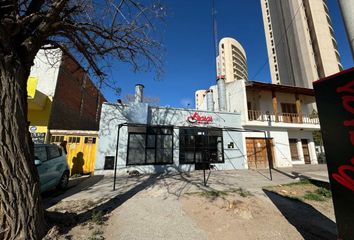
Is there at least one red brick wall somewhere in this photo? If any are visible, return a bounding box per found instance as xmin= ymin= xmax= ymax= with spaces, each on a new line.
xmin=49 ymin=54 xmax=106 ymax=130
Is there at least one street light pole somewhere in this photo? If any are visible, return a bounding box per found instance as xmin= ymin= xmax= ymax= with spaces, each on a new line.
xmin=113 ymin=124 xmax=122 ymax=191
xmin=265 ymin=112 xmax=273 ymax=181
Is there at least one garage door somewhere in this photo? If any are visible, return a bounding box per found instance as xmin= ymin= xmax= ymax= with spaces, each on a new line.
xmin=246 ymin=138 xmax=274 ymax=169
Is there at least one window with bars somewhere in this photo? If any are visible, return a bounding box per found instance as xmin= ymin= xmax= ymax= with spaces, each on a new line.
xmin=51 ymin=135 xmax=64 ymax=143
xmin=68 ymin=136 xmax=81 ymax=143
xmin=84 ymin=137 xmax=96 ymax=144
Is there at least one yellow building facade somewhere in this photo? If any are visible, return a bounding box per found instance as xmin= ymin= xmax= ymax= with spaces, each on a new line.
xmin=27 ymin=76 xmax=53 ymax=143
xmin=27 ymin=49 xmax=105 ymax=175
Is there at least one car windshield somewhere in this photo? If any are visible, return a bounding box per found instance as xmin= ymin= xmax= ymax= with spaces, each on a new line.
xmin=34 ymin=146 xmax=47 ymax=162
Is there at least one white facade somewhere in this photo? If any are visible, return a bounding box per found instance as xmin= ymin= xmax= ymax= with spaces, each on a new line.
xmin=95 ymin=102 xmax=249 ymax=174
xmin=197 ymin=79 xmax=320 ymax=168
xmin=29 ymin=49 xmax=62 ymax=97
xmin=216 ymin=37 xmax=248 ymax=82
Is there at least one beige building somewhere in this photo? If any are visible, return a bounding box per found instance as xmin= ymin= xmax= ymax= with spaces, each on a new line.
xmin=216 ymin=37 xmax=248 ymax=82
xmin=261 ymin=0 xmax=343 ymax=88
xmin=195 ymin=89 xmax=206 ymax=110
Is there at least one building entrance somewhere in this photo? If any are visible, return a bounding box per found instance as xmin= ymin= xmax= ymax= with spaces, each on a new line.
xmin=179 ymin=127 xmax=224 ymax=169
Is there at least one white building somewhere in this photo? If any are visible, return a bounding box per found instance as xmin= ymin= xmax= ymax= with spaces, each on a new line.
xmin=197 ymin=78 xmax=320 ymax=168
xmin=196 ymin=38 xmax=247 ymax=110
xmin=95 ymin=85 xmax=250 ymax=174
xmin=216 ymin=37 xmax=248 ymax=82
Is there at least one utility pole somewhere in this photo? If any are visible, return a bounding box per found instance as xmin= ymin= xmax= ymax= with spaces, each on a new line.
xmin=338 ymin=0 xmax=354 ymax=61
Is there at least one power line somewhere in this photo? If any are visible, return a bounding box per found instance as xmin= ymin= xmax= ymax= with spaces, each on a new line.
xmin=251 ymin=1 xmax=304 ymax=80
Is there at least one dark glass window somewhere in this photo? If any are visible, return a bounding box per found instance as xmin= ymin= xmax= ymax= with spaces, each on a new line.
xmin=34 ymin=146 xmax=47 ymax=162
xmin=127 ymin=126 xmax=173 ymax=165
xmin=127 ymin=134 xmax=146 ymax=165
xmin=68 ymin=137 xmax=80 ymax=143
xmin=179 ymin=128 xmax=224 ymax=164
xmin=84 ymin=137 xmax=96 ymax=144
xmin=51 ymin=135 xmax=64 ymax=143
xmin=47 ymin=146 xmax=61 ymax=160
xmin=104 ymin=156 xmax=115 ymax=169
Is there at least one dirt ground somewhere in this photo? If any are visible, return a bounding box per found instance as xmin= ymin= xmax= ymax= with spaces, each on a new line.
xmin=46 ymin=187 xmax=336 ymax=240
xmin=181 ymin=192 xmax=299 ymax=240
xmin=43 ymin=168 xmax=336 ymax=240
xmin=180 ymin=189 xmax=336 ymax=240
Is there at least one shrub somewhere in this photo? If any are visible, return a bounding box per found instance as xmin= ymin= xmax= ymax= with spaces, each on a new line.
xmin=315 ymin=187 xmax=332 ymax=198
xmin=304 ymin=191 xmax=325 ymax=201
xmin=91 ymin=210 xmax=104 ymax=225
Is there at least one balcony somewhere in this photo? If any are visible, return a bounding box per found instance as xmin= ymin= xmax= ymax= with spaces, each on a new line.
xmin=248 ymin=110 xmax=319 ymax=124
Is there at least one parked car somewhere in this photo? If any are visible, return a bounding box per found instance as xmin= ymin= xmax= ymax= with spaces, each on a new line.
xmin=34 ymin=144 xmax=70 ymax=192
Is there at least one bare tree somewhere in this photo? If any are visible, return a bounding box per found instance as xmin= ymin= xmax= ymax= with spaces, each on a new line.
xmin=0 ymin=0 xmax=165 ymax=239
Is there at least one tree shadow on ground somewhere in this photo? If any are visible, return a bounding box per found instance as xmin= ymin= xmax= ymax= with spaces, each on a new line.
xmin=271 ymin=168 xmax=301 ymax=179
xmin=42 ymin=175 xmax=104 ymax=209
xmin=263 ymin=189 xmax=337 ymax=240
xmin=159 ymin=169 xmax=240 ymax=199
xmin=255 ymin=169 xmax=272 ymax=180
xmin=46 ymin=173 xmax=162 ymax=235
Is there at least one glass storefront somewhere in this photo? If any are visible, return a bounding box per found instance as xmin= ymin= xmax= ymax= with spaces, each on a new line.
xmin=179 ymin=127 xmax=224 ymax=164
xmin=127 ymin=126 xmax=173 ymax=165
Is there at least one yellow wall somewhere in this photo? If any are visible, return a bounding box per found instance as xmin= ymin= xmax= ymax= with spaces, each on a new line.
xmin=27 ymin=77 xmax=53 ymax=143
xmin=28 ymin=100 xmax=52 ymax=127
xmin=27 ymin=77 xmax=38 ymax=99
xmin=51 ymin=135 xmax=98 ymax=175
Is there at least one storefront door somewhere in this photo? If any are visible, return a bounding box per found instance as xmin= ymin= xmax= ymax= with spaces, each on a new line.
xmin=179 ymin=128 xmax=224 ymax=168
xmin=302 ymin=139 xmax=311 ymax=164
xmin=246 ymin=138 xmax=274 ymax=169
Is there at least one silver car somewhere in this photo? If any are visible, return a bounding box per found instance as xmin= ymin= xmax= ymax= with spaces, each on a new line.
xmin=34 ymin=144 xmax=70 ymax=192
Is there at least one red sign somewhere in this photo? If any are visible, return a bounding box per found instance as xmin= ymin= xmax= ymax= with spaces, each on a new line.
xmin=187 ymin=112 xmax=213 ymax=124
xmin=313 ymin=67 xmax=354 ymax=239
xmin=332 ymin=80 xmax=354 ymax=192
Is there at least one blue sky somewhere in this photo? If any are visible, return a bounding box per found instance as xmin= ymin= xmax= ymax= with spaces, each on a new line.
xmin=103 ymin=0 xmax=353 ymax=107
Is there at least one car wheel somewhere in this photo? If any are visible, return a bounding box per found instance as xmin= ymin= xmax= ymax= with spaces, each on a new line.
xmin=57 ymin=171 xmax=69 ymax=190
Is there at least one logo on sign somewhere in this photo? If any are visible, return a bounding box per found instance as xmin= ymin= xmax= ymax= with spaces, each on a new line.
xmin=29 ymin=126 xmax=37 ymax=133
xmin=187 ymin=112 xmax=213 ymax=124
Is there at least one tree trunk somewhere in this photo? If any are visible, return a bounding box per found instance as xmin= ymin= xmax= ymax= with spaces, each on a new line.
xmin=0 ymin=56 xmax=46 ymax=239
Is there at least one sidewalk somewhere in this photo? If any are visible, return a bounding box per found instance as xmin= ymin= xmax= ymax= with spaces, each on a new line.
xmin=275 ymin=164 xmax=329 ymax=183
xmin=49 ymin=164 xmax=329 ymax=205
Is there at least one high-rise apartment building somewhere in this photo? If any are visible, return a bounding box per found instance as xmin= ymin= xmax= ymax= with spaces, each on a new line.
xmin=195 ymin=89 xmax=206 ymax=109
xmin=216 ymin=37 xmax=248 ymax=83
xmin=261 ymin=0 xmax=343 ymax=88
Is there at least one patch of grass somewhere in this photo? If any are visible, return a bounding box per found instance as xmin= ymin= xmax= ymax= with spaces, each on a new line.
xmin=91 ymin=210 xmax=104 ymax=225
xmin=264 ymin=180 xmax=332 ymax=204
xmin=263 ymin=179 xmax=311 ymax=192
xmin=186 ymin=188 xmax=253 ymax=200
xmin=281 ymin=179 xmax=311 ymax=186
xmin=88 ymin=229 xmax=104 ymax=240
xmin=303 ymin=191 xmax=325 ymax=201
xmin=315 ymin=187 xmax=332 ymax=198
xmin=186 ymin=190 xmax=229 ymax=200
xmin=199 ymin=190 xmax=228 ymax=199
xmin=232 ymin=188 xmax=253 ymax=198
